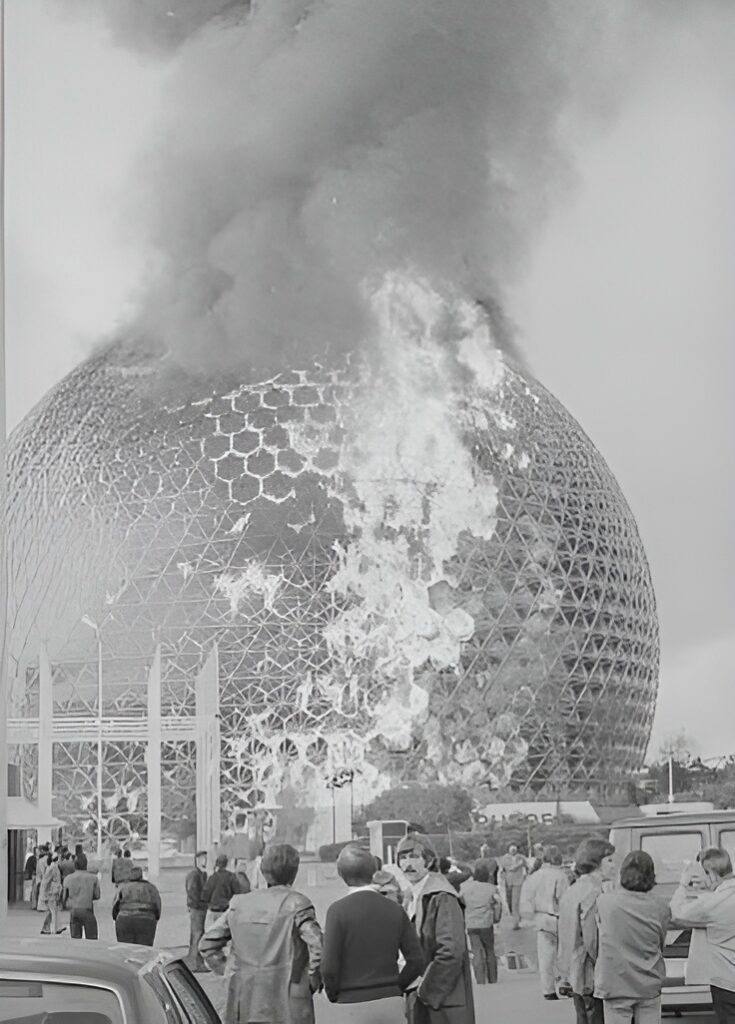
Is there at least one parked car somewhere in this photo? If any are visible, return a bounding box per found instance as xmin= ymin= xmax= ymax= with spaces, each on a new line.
xmin=0 ymin=937 xmax=221 ymax=1023
xmin=610 ymin=809 xmax=735 ymax=1016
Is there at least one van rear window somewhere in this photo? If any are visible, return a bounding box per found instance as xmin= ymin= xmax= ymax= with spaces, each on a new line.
xmin=640 ymin=832 xmax=703 ymax=883
xmin=718 ymin=830 xmax=735 ymax=868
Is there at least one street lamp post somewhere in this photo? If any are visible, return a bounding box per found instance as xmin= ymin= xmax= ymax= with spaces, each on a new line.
xmin=95 ymin=629 xmax=103 ymax=860
xmin=82 ymin=615 xmax=108 ymax=861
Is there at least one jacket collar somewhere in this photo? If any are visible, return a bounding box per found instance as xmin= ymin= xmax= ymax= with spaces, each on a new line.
xmin=420 ymin=872 xmax=462 ymax=901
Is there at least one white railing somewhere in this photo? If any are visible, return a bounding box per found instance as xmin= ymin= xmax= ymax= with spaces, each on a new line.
xmin=7 ymin=716 xmax=198 ymax=744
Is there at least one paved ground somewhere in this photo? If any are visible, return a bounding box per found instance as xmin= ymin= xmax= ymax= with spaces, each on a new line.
xmin=7 ymin=866 xmax=715 ymax=1022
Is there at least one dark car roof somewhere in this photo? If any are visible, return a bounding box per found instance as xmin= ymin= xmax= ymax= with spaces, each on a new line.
xmin=611 ymin=810 xmax=735 ymax=828
xmin=0 ymin=937 xmax=178 ymax=985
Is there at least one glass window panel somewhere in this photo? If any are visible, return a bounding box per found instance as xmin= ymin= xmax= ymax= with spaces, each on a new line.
xmin=718 ymin=830 xmax=735 ymax=867
xmin=163 ymin=963 xmax=220 ymax=1024
xmin=640 ymin=831 xmax=704 ymax=884
xmin=0 ymin=979 xmax=122 ymax=1023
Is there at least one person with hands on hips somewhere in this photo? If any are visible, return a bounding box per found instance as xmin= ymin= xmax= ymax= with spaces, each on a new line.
xmin=396 ymin=832 xmax=475 ymax=1024
xmin=199 ymin=843 xmax=323 ymax=1024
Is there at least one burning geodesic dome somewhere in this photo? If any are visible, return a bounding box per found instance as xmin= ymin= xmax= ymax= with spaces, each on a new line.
xmin=7 ymin=281 xmax=658 ymax=837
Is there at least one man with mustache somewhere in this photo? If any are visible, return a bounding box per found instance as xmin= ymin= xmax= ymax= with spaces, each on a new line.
xmin=397 ymin=833 xmax=475 ymax=1024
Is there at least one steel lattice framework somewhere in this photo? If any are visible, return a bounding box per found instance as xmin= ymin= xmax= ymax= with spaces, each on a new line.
xmin=7 ymin=335 xmax=659 ymax=838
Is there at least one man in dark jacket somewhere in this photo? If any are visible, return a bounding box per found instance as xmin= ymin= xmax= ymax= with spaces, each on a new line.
xmin=25 ymin=848 xmax=38 ymax=908
xmin=58 ymin=848 xmax=75 ymax=883
xmin=397 ymin=833 xmax=475 ymax=1024
xmin=202 ymin=853 xmax=243 ymax=927
xmin=113 ymin=864 xmax=162 ymax=946
xmin=185 ymin=850 xmax=209 ymax=971
xmin=322 ymin=844 xmax=423 ymax=1020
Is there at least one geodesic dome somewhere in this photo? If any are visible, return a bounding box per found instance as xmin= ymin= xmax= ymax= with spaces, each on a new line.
xmin=7 ymin=317 xmax=659 ymax=838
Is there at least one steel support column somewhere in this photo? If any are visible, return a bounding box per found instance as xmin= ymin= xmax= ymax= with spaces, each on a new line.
xmin=146 ymin=645 xmax=162 ymax=885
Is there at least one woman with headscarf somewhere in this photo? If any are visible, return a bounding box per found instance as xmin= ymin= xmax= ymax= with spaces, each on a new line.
xmin=396 ymin=833 xmax=475 ymax=1024
xmin=38 ymin=851 xmax=65 ymax=935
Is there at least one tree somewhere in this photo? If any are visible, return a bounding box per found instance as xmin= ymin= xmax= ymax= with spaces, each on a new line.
xmin=658 ymin=730 xmax=699 ymax=763
xmin=363 ymin=784 xmax=473 ymax=833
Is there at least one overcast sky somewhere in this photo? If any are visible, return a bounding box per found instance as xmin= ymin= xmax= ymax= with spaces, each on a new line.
xmin=6 ymin=1 xmax=735 ymax=761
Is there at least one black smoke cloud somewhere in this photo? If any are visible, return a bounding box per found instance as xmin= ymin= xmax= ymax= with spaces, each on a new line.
xmin=69 ymin=0 xmax=702 ymax=370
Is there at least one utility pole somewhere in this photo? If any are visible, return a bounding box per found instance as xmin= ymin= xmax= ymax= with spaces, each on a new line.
xmin=82 ymin=615 xmax=108 ymax=861
xmin=0 ymin=0 xmax=8 ymax=923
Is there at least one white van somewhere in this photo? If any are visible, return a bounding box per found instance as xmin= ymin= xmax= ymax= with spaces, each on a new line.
xmin=609 ymin=809 xmax=735 ymax=1014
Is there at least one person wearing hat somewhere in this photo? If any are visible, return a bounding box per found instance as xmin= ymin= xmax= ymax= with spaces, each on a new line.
xmin=396 ymin=833 xmax=475 ymax=1024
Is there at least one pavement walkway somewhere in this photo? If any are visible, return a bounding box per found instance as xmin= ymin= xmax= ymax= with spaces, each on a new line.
xmin=5 ymin=867 xmax=715 ymax=1022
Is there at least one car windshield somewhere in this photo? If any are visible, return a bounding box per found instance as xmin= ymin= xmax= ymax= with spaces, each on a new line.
xmin=162 ymin=963 xmax=220 ymax=1023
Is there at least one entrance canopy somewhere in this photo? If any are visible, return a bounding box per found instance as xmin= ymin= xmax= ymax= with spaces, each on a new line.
xmin=6 ymin=796 xmax=64 ymax=830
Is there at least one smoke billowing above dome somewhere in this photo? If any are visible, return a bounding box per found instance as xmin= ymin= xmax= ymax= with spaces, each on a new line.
xmin=68 ymin=0 xmax=663 ymax=373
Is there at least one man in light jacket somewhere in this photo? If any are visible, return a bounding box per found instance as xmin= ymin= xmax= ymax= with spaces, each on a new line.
xmin=558 ymin=837 xmax=615 ymax=1024
xmin=498 ymin=844 xmax=528 ymax=929
xmin=520 ymin=844 xmax=569 ymax=1001
xmin=63 ymin=853 xmax=101 ymax=939
xmin=199 ymin=843 xmax=323 ymax=1024
xmin=670 ymin=847 xmax=735 ymax=1024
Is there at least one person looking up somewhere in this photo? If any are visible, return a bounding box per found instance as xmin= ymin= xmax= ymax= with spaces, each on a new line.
xmin=321 ymin=844 xmax=423 ymax=1021
xmin=670 ymin=847 xmax=735 ymax=1024
xmin=558 ymin=837 xmax=616 ymax=1024
xmin=200 ymin=843 xmax=323 ymax=1024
